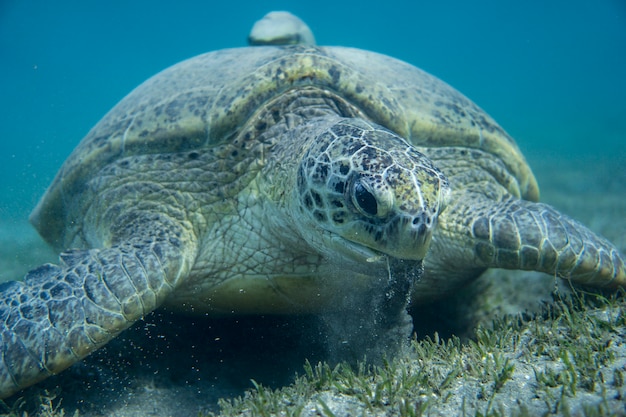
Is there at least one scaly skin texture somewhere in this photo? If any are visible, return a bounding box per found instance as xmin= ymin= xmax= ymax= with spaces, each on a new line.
xmin=412 ymin=147 xmax=626 ymax=301
xmin=0 ymin=212 xmax=196 ymax=398
xmin=1 ymin=22 xmax=625 ymax=398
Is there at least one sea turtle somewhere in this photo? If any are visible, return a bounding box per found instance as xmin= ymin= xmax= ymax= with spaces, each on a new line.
xmin=1 ymin=11 xmax=624 ymax=399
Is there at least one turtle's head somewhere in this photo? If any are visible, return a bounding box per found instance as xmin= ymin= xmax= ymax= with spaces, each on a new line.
xmin=296 ymin=118 xmax=449 ymax=262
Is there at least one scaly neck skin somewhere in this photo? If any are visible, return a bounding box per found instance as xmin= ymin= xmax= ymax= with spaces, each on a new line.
xmin=419 ymin=146 xmax=524 ymax=199
xmin=254 ymin=86 xmax=363 ymax=171
xmin=251 ymin=87 xmax=363 ymax=249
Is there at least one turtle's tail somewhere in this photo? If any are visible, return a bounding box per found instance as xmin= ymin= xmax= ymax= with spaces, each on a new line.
xmin=468 ymin=195 xmax=626 ymax=288
xmin=0 ymin=217 xmax=192 ymax=399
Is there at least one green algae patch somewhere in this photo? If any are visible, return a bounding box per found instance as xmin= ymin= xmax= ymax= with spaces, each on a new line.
xmin=212 ymin=290 xmax=626 ymax=417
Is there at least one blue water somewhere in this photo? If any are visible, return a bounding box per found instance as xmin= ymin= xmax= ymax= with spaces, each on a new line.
xmin=1 ymin=0 xmax=625 ymax=219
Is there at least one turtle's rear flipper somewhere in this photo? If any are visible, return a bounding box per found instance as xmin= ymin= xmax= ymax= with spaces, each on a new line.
xmin=459 ymin=193 xmax=626 ymax=287
xmin=0 ymin=216 xmax=193 ymax=399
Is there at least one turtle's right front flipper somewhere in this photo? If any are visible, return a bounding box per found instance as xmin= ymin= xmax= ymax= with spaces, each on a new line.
xmin=0 ymin=217 xmax=194 ymax=399
xmin=437 ymin=192 xmax=626 ymax=288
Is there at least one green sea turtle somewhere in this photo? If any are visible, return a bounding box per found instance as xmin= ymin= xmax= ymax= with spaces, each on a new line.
xmin=1 ymin=11 xmax=624 ymax=399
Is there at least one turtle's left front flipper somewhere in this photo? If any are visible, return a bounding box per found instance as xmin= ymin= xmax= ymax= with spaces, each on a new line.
xmin=0 ymin=214 xmax=195 ymax=399
xmin=457 ymin=193 xmax=626 ymax=288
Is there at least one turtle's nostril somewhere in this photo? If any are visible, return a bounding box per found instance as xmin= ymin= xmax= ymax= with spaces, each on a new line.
xmin=410 ymin=215 xmax=430 ymax=235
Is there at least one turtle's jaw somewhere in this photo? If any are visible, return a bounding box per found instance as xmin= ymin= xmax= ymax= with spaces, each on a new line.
xmin=325 ymin=232 xmax=388 ymax=265
xmin=322 ymin=229 xmax=429 ymax=267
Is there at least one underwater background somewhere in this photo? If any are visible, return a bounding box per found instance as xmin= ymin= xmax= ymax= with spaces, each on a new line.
xmin=0 ymin=0 xmax=625 ymax=415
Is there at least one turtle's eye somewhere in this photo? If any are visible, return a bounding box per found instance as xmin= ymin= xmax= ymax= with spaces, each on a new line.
xmin=352 ymin=180 xmax=378 ymax=216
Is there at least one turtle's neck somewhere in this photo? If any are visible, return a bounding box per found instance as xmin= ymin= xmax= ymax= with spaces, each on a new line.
xmin=240 ymin=86 xmax=367 ymax=141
